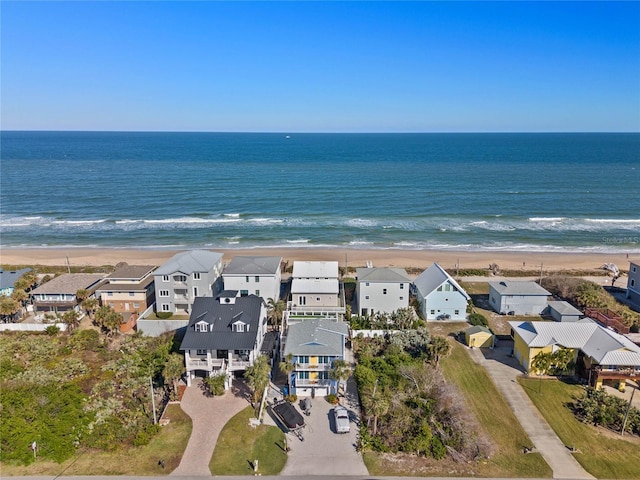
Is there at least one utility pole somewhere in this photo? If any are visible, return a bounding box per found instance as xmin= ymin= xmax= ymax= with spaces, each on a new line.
xmin=621 ymin=386 xmax=636 ymax=436
xmin=539 ymin=262 xmax=544 ymax=285
xmin=65 ymin=256 xmax=71 ymax=274
xmin=150 ymin=376 xmax=157 ymax=424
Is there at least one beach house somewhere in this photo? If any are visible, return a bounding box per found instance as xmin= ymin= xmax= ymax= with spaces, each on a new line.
xmin=222 ymin=256 xmax=282 ymax=303
xmin=30 ymin=273 xmax=105 ymax=314
xmin=413 ymin=263 xmax=470 ymax=321
xmin=282 ymin=317 xmax=349 ymax=397
xmin=289 ymin=261 xmax=344 ymax=317
xmin=510 ymin=318 xmax=640 ymax=389
xmin=626 ymin=260 xmax=640 ymax=305
xmin=153 ymin=250 xmax=223 ymax=315
xmin=489 ymin=280 xmax=550 ymax=315
xmin=95 ymin=265 xmax=156 ymax=332
xmin=180 ymin=291 xmax=268 ymax=387
xmin=356 ymin=267 xmax=412 ymax=316
xmin=0 ymin=268 xmax=31 ymax=297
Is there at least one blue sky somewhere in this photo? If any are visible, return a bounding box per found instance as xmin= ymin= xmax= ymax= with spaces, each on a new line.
xmin=2 ymin=1 xmax=639 ymax=132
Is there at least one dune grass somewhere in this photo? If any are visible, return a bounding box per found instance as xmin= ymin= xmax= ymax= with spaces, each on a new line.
xmin=209 ymin=405 xmax=287 ymax=475
xmin=0 ymin=403 xmax=191 ymax=476
xmin=519 ymin=377 xmax=640 ymax=479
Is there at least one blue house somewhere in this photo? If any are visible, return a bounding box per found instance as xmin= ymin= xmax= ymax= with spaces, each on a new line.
xmin=0 ymin=268 xmax=32 ymax=297
xmin=413 ymin=263 xmax=470 ymax=321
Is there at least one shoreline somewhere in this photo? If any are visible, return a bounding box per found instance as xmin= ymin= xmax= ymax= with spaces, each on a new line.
xmin=0 ymin=246 xmax=634 ymax=272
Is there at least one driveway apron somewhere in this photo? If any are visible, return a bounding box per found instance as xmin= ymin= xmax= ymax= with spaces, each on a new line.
xmin=170 ymin=379 xmax=251 ymax=476
xmin=469 ymin=346 xmax=595 ymax=480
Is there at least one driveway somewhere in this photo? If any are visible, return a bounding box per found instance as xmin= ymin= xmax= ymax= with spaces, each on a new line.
xmin=468 ymin=345 xmax=595 ymax=480
xmin=267 ymin=376 xmax=368 ymax=476
xmin=170 ymin=379 xmax=251 ymax=476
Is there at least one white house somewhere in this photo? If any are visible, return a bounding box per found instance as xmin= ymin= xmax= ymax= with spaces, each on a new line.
xmin=222 ymin=256 xmax=282 ymax=303
xmin=627 ymin=260 xmax=640 ymax=305
xmin=179 ymin=291 xmax=267 ymax=387
xmin=413 ymin=263 xmax=470 ymax=321
xmin=283 ymin=317 xmax=349 ymax=397
xmin=489 ymin=281 xmax=550 ymax=315
xmin=356 ymin=267 xmax=412 ymax=316
xmin=289 ymin=261 xmax=344 ymax=315
xmin=153 ymin=250 xmax=223 ymax=315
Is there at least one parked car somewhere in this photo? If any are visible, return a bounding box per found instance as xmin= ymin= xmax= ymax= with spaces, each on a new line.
xmin=333 ymin=406 xmax=350 ymax=433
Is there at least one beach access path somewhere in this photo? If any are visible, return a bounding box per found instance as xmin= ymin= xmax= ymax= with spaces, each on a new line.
xmin=468 ymin=346 xmax=595 ymax=480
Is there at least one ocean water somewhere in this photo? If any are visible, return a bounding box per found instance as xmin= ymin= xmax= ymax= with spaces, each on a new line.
xmin=1 ymin=131 xmax=639 ymax=253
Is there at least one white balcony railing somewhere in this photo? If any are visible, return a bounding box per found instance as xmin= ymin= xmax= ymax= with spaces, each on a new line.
xmin=185 ymin=357 xmax=225 ymax=370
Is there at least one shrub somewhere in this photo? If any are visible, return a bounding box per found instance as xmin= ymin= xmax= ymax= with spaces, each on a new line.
xmin=45 ymin=325 xmax=60 ymax=336
xmin=204 ymin=374 xmax=226 ymax=396
xmin=69 ymin=329 xmax=101 ymax=351
xmin=468 ymin=313 xmax=488 ymax=327
xmin=326 ymin=393 xmax=339 ymax=404
xmin=284 ymin=394 xmax=297 ymax=403
xmin=156 ymin=311 xmax=173 ymax=319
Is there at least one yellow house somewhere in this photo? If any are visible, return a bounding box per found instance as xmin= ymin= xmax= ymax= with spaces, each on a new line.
xmin=465 ymin=326 xmax=494 ymax=348
xmin=509 ymin=319 xmax=640 ymax=388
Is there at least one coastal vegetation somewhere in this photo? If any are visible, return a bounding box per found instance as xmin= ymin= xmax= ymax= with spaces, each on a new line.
xmin=0 ymin=329 xmax=184 ymax=466
xmin=519 ymin=378 xmax=640 ymax=479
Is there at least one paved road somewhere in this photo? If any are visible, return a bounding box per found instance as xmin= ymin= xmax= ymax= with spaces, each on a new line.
xmin=170 ymin=379 xmax=251 ymax=476
xmin=468 ymin=346 xmax=595 ymax=480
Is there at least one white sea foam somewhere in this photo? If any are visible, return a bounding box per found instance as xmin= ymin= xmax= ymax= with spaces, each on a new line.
xmin=52 ymin=219 xmax=107 ymax=225
xmin=585 ymin=218 xmax=640 ymax=223
xmin=224 ymin=213 xmax=241 ymax=218
xmin=528 ymin=217 xmax=566 ymax=222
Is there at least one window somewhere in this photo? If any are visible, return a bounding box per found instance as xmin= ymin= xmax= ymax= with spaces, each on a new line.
xmin=298 ymin=296 xmax=306 ymax=306
xmin=240 ymin=290 xmax=248 ymax=296
xmin=196 ymin=349 xmax=207 ymax=355
xmin=383 ymin=288 xmax=387 ymax=295
xmin=632 ymin=279 xmax=636 ymax=287
xmin=455 ymin=310 xmax=459 ymax=315
xmin=161 ymin=304 xmax=170 ymax=312
xmin=399 ymin=296 xmax=404 ymax=300
xmin=193 ymin=272 xmax=201 ymax=280
xmin=318 ymin=371 xmax=329 ymax=380
xmin=133 ymin=302 xmax=140 ymax=308
xmin=297 ymin=355 xmax=309 ymax=364
xmin=233 ymin=323 xmax=245 ymax=332
xmin=195 ymin=322 xmax=208 ymax=332
xmin=159 ymin=290 xmax=169 ymax=297
xmin=162 ymin=275 xmax=169 ymax=282
xmin=107 ymin=292 xmax=113 ymax=296
xmin=299 ymin=371 xmax=309 ymax=380
xmin=365 ymin=282 xmax=370 ymax=287
xmin=255 ymin=290 xmax=260 ymax=296
xmin=174 ymin=275 xmax=187 ymax=282
xmin=437 ymin=285 xmax=443 ymax=291
xmin=400 ymin=283 xmax=404 ymax=289
xmin=316 ymin=297 xmax=321 ymax=302
xmin=129 ymin=292 xmax=135 ymax=296
xmin=255 ymin=276 xmax=260 ymax=282
xmin=444 ymin=284 xmax=451 ymax=291
xmin=246 ymin=276 xmax=250 ymax=282
xmin=633 ymin=266 xmax=637 ymax=273
xmin=365 ymin=295 xmax=370 ymax=300
xmin=430 ymin=310 xmax=435 ymax=315
xmin=193 ymin=287 xmax=199 ymax=297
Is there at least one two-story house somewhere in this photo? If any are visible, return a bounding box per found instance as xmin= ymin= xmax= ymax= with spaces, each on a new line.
xmin=489 ymin=280 xmax=550 ymax=315
xmin=289 ymin=261 xmax=344 ymax=316
xmin=30 ymin=273 xmax=105 ymax=314
xmin=356 ymin=267 xmax=412 ymax=316
xmin=413 ymin=263 xmax=470 ymax=321
xmin=283 ymin=317 xmax=349 ymax=397
xmin=179 ymin=291 xmax=268 ymax=388
xmin=627 ymin=260 xmax=640 ymax=305
xmin=222 ymin=256 xmax=282 ymax=302
xmin=95 ymin=265 xmax=156 ymax=332
xmin=154 ymin=250 xmax=223 ymax=315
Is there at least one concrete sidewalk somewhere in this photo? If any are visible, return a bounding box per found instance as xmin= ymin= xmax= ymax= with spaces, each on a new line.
xmin=468 ymin=346 xmax=595 ymax=480
xmin=170 ymin=379 xmax=251 ymax=476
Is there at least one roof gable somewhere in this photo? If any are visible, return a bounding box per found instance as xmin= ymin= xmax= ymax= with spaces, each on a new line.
xmin=357 ymin=267 xmax=411 ymax=283
xmin=155 ymin=250 xmax=223 ymax=276
xmin=413 ymin=263 xmax=470 ymax=300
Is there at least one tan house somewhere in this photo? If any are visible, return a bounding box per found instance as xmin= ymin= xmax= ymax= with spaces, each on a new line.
xmin=31 ymin=273 xmax=105 ymax=313
xmin=96 ymin=265 xmax=156 ymax=332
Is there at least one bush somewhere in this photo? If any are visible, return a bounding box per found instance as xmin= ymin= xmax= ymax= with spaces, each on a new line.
xmin=204 ymin=374 xmax=226 ymax=396
xmin=284 ymin=394 xmax=297 ymax=403
xmin=156 ymin=311 xmax=173 ymax=319
xmin=45 ymin=325 xmax=60 ymax=336
xmin=326 ymin=393 xmax=339 ymax=404
xmin=468 ymin=313 xmax=488 ymax=327
xmin=69 ymin=329 xmax=101 ymax=351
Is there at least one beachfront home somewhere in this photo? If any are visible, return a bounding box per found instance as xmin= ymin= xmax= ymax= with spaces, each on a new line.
xmin=154 ymin=250 xmax=223 ymax=315
xmin=30 ymin=273 xmax=105 ymax=314
xmin=356 ymin=267 xmax=412 ymax=317
xmin=282 ymin=317 xmax=349 ymax=397
xmin=222 ymin=256 xmax=282 ymax=303
xmin=180 ymin=291 xmax=267 ymax=388
xmin=96 ymin=265 xmax=156 ymax=332
xmin=510 ymin=319 xmax=640 ymax=389
xmin=0 ymin=268 xmax=32 ymax=297
xmin=489 ymin=280 xmax=550 ymax=315
xmin=626 ymin=260 xmax=640 ymax=305
xmin=413 ymin=263 xmax=470 ymax=321
xmin=546 ymin=301 xmax=583 ymax=322
xmin=289 ymin=261 xmax=344 ymax=316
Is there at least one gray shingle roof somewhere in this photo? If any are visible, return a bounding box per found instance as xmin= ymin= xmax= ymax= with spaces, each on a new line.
xmin=107 ymin=265 xmax=156 ymax=281
xmin=0 ymin=268 xmax=31 ymax=290
xmin=490 ymin=280 xmax=550 ymax=296
xmin=31 ymin=273 xmax=105 ymax=295
xmin=224 ymin=256 xmax=282 ymax=275
xmin=155 ymin=250 xmax=223 ymax=276
xmin=356 ymin=267 xmax=411 ymax=283
xmin=180 ymin=294 xmax=265 ymax=351
xmin=283 ymin=318 xmax=349 ymax=356
xmin=413 ymin=263 xmax=470 ymax=300
xmin=547 ymin=301 xmax=582 ymax=316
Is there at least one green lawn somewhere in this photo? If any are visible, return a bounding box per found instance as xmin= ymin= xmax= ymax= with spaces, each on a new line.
xmin=209 ymin=405 xmax=287 ymax=475
xmin=0 ymin=403 xmax=192 ymax=476
xmin=519 ymin=378 xmax=640 ymax=479
xmin=441 ymin=342 xmax=552 ymax=478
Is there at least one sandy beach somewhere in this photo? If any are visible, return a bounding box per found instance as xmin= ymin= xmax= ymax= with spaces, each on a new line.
xmin=0 ymin=247 xmax=634 ymax=272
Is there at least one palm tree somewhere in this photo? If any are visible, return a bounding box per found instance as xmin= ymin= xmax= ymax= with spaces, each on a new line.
xmin=95 ymin=305 xmax=121 ymax=336
xmin=244 ymin=355 xmax=271 ymax=417
xmin=81 ymin=297 xmax=99 ymax=319
xmin=531 ymin=352 xmax=553 ymax=376
xmin=364 ymin=380 xmax=388 ymax=435
xmin=0 ymin=296 xmax=20 ymax=323
xmin=75 ymin=288 xmax=90 ymax=303
xmin=329 ymin=358 xmax=351 ymax=396
xmin=267 ymin=297 xmax=286 ymax=331
xmin=62 ymin=309 xmax=81 ymax=333
xmin=279 ymin=353 xmax=296 ymax=395
xmin=163 ymin=353 xmax=185 ymax=400
xmin=10 ymin=289 xmax=28 ymax=315
xmin=427 ymin=336 xmax=451 ymax=367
